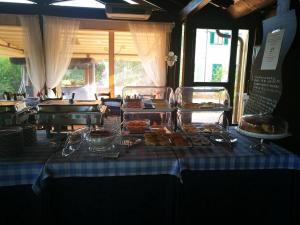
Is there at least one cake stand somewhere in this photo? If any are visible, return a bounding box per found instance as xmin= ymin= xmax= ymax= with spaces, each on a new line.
xmin=235 ymin=127 xmax=290 ymax=152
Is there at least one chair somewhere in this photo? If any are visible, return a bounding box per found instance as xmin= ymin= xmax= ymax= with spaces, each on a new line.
xmin=96 ymin=92 xmax=111 ymax=100
xmin=101 ymin=98 xmax=122 ymax=116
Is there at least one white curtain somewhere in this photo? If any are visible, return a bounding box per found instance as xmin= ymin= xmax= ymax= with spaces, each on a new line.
xmin=19 ymin=15 xmax=46 ymax=96
xmin=129 ymin=22 xmax=173 ymax=86
xmin=43 ymin=16 xmax=79 ymax=93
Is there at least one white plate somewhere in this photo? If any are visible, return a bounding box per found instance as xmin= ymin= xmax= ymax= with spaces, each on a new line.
xmin=235 ymin=127 xmax=290 ymax=140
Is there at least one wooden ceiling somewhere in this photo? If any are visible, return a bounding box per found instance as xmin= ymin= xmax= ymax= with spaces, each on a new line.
xmin=0 ymin=25 xmax=24 ymax=57
xmin=0 ymin=23 xmax=139 ymax=60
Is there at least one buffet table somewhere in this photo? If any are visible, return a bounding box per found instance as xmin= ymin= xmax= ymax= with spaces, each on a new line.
xmin=1 ymin=128 xmax=300 ymax=225
xmin=0 ymin=132 xmax=56 ymax=187
xmin=32 ymin=128 xmax=299 ymax=193
xmin=175 ymin=128 xmax=299 ymax=171
xmin=0 ymin=132 xmax=56 ymax=225
xmin=174 ymin=130 xmax=300 ymax=225
xmin=33 ymin=144 xmax=180 ymax=194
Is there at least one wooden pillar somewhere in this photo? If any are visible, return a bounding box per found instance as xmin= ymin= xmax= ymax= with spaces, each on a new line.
xmin=90 ymin=63 xmax=96 ymax=97
xmin=85 ymin=66 xmax=89 ymax=85
xmin=109 ymin=31 xmax=115 ymax=97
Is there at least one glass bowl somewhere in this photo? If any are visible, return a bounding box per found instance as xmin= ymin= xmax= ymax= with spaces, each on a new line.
xmin=86 ymin=129 xmax=117 ymax=150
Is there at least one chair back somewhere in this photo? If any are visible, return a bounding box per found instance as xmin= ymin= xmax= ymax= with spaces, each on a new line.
xmin=101 ymin=98 xmax=122 ymax=116
xmin=97 ymin=92 xmax=111 ymax=99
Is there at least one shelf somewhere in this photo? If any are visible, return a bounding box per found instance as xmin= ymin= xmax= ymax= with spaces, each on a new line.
xmin=121 ymin=106 xmax=175 ymax=113
xmin=177 ymin=106 xmax=231 ymax=112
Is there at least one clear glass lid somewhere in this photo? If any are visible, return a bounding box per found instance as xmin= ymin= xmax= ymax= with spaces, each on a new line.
xmin=175 ymin=86 xmax=230 ymax=110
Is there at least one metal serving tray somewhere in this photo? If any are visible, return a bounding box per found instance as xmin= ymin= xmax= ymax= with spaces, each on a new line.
xmin=37 ymin=100 xmax=102 ymax=113
xmin=0 ymin=111 xmax=29 ymax=126
xmin=37 ymin=112 xmax=103 ymax=126
xmin=0 ymin=101 xmax=27 ymax=113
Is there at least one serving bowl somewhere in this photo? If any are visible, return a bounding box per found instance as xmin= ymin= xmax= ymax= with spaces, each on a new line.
xmin=86 ymin=129 xmax=117 ymax=150
xmin=124 ymin=119 xmax=150 ymax=134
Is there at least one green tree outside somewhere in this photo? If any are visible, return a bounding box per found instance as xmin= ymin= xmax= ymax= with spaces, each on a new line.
xmin=0 ymin=57 xmax=22 ymax=94
xmin=95 ymin=61 xmax=106 ymax=82
xmin=115 ymin=60 xmax=146 ymax=85
xmin=62 ymin=67 xmax=85 ymax=86
xmin=212 ymin=64 xmax=223 ymax=82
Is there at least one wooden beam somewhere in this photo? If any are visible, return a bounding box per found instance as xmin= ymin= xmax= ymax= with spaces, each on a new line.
xmin=227 ymin=0 xmax=276 ymax=18
xmin=163 ymin=0 xmax=185 ymax=8
xmin=180 ymin=0 xmax=212 ymax=21
xmin=0 ymin=37 xmax=24 ymax=53
xmin=132 ymin=0 xmax=162 ymax=11
xmin=0 ymin=44 xmax=24 ymax=56
xmin=139 ymin=0 xmax=181 ymax=16
xmin=0 ymin=25 xmax=23 ymax=31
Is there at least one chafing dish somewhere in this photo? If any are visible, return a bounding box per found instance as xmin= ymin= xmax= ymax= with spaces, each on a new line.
xmin=37 ymin=100 xmax=105 ymax=139
xmin=37 ymin=100 xmax=101 ymax=113
xmin=0 ymin=101 xmax=29 ymax=126
xmin=0 ymin=101 xmax=27 ymax=113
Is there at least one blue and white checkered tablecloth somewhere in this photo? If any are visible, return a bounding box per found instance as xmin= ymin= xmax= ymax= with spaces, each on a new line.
xmin=32 ymin=144 xmax=180 ymax=193
xmin=175 ymin=128 xmax=300 ymax=172
xmin=2 ymin=127 xmax=300 ymax=190
xmin=0 ymin=131 xmax=56 ymax=187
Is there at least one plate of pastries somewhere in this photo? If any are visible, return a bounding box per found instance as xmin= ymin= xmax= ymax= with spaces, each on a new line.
xmin=125 ymin=99 xmax=144 ymax=108
xmin=182 ymin=123 xmax=223 ymax=134
xmin=182 ymin=102 xmax=224 ymax=109
xmin=237 ymin=114 xmax=289 ymax=139
xmin=181 ymin=124 xmax=199 ymax=135
xmin=125 ymin=119 xmax=150 ymax=134
xmin=144 ymin=131 xmax=191 ymax=147
xmin=189 ymin=135 xmax=211 ymax=146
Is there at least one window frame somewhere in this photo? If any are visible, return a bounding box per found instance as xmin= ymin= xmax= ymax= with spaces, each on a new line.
xmin=183 ymin=18 xmax=255 ymax=124
xmin=193 ymin=28 xmax=233 ymax=83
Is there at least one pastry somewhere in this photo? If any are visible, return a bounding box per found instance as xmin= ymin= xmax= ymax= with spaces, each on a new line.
xmin=169 ymin=133 xmax=189 ymax=146
xmin=152 ymin=100 xmax=168 ymax=109
xmin=125 ymin=99 xmax=143 ymax=108
xmin=239 ymin=114 xmax=287 ymax=134
xmin=182 ymin=102 xmax=224 ymax=109
xmin=198 ymin=124 xmax=222 ymax=133
xmin=144 ymin=132 xmax=171 ymax=146
xmin=182 ymin=124 xmax=199 ymax=135
xmin=190 ymin=135 xmax=211 ymax=146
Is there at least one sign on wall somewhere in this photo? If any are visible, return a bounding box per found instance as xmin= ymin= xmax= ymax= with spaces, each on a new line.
xmin=244 ymin=10 xmax=297 ymax=114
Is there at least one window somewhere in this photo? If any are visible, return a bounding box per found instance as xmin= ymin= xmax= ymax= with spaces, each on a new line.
xmin=0 ymin=17 xmax=154 ymax=99
xmin=62 ymin=68 xmax=85 ymax=87
xmin=61 ymin=29 xmax=149 ymax=98
xmin=0 ymin=22 xmax=31 ymax=97
xmin=212 ymin=64 xmax=223 ymax=82
xmin=114 ymin=31 xmax=150 ymax=97
xmin=188 ymin=25 xmax=251 ymax=125
xmin=61 ymin=64 xmax=94 ymax=100
xmin=95 ymin=60 xmax=109 ymax=94
xmin=194 ymin=29 xmax=232 ymax=83
xmin=0 ymin=57 xmax=23 ymax=96
xmin=114 ymin=60 xmax=149 ymax=97
xmin=60 ymin=29 xmax=109 ymax=100
xmin=209 ymin=32 xmax=229 ymax=45
xmin=179 ymin=22 xmax=185 ymax=87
